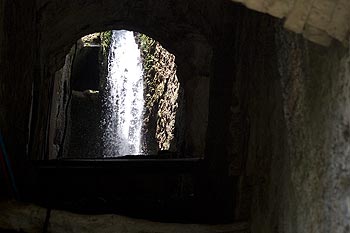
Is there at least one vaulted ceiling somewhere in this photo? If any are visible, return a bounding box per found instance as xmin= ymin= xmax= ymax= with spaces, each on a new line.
xmin=230 ymin=0 xmax=350 ymax=46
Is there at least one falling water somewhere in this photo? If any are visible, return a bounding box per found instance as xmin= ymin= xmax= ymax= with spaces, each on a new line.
xmin=102 ymin=30 xmax=144 ymax=157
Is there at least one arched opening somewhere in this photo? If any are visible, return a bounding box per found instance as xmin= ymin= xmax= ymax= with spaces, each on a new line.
xmin=31 ymin=24 xmax=214 ymax=222
xmin=48 ymin=30 xmax=186 ymax=159
xmin=2 ymin=0 xmax=303 ymax=228
xmin=22 ymin=1 xmax=249 ymax=225
xmin=46 ymin=28 xmax=211 ymax=160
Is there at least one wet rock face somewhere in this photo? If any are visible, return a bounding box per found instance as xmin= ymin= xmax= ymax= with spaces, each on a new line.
xmin=68 ymin=90 xmax=102 ymax=158
xmin=137 ymin=35 xmax=182 ymax=154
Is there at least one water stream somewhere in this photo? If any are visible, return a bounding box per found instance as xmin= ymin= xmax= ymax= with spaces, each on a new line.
xmin=102 ymin=30 xmax=144 ymax=157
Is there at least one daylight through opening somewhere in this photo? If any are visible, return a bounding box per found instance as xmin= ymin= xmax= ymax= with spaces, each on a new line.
xmin=57 ymin=30 xmax=181 ymax=159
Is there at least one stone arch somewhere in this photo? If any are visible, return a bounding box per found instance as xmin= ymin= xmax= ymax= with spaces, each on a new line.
xmin=37 ymin=0 xmax=213 ymax=73
xmin=32 ymin=0 xmax=214 ymax=159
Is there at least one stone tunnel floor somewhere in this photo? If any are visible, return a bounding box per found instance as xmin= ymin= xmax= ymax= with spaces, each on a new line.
xmin=0 ymin=200 xmax=249 ymax=233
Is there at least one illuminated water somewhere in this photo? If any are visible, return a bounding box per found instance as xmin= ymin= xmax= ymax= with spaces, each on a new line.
xmin=102 ymin=30 xmax=144 ymax=157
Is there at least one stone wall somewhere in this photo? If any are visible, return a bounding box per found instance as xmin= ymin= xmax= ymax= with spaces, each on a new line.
xmin=68 ymin=90 xmax=101 ymax=158
xmin=0 ymin=0 xmax=38 ymax=168
xmin=213 ymin=5 xmax=350 ymax=232
xmin=231 ymin=11 xmax=350 ymax=233
xmin=48 ymin=45 xmax=79 ymax=160
xmin=67 ymin=38 xmax=102 ymax=158
xmin=233 ymin=17 xmax=291 ymax=231
xmin=274 ymin=29 xmax=350 ymax=233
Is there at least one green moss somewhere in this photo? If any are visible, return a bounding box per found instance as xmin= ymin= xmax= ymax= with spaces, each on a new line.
xmin=137 ymin=33 xmax=156 ymax=76
xmin=100 ymin=31 xmax=112 ymax=56
xmin=136 ymin=33 xmax=179 ymax=151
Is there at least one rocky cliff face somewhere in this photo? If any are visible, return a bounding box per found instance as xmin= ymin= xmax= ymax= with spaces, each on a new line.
xmin=64 ymin=32 xmax=183 ymax=157
xmin=138 ymin=34 xmax=181 ymax=154
xmin=66 ymin=34 xmax=103 ymax=158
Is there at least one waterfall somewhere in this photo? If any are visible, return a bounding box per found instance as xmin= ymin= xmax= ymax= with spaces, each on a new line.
xmin=102 ymin=30 xmax=144 ymax=157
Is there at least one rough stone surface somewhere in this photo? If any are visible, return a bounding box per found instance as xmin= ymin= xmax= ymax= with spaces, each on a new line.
xmin=230 ymin=0 xmax=350 ymax=46
xmin=67 ymin=90 xmax=101 ymax=158
xmin=210 ymin=6 xmax=350 ymax=233
xmin=275 ymin=28 xmax=350 ymax=233
xmin=233 ymin=17 xmax=350 ymax=233
xmin=48 ymin=46 xmax=75 ymax=159
xmin=0 ymin=201 xmax=249 ymax=233
xmin=0 ymin=201 xmax=46 ymax=233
